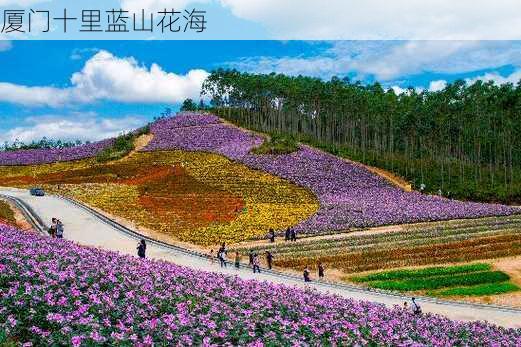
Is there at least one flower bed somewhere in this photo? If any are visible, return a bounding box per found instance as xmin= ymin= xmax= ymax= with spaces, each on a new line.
xmin=1 ymin=225 xmax=520 ymax=346
xmin=0 ymin=151 xmax=318 ymax=245
xmin=143 ymin=113 xmax=520 ymax=234
xmin=0 ymin=139 xmax=114 ymax=166
xmin=238 ymin=215 xmax=521 ymax=273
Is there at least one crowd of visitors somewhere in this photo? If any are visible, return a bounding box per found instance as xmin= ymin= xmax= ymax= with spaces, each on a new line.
xmin=204 ymin=228 xmax=325 ymax=282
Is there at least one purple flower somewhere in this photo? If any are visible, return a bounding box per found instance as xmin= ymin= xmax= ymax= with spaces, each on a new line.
xmin=0 ymin=139 xmax=114 ymax=166
xmin=142 ymin=113 xmax=520 ymax=234
xmin=2 ymin=224 xmax=520 ymax=345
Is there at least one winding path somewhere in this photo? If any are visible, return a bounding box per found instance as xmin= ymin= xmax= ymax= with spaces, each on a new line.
xmin=1 ymin=187 xmax=521 ymax=329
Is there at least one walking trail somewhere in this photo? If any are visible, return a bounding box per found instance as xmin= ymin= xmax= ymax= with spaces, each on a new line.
xmin=1 ymin=187 xmax=520 ymax=329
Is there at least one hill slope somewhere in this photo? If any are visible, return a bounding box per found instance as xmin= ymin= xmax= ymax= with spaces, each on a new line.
xmin=141 ymin=113 xmax=520 ymax=235
xmin=0 ymin=112 xmax=520 ymax=246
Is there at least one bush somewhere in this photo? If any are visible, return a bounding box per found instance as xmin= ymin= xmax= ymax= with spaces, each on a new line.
xmin=251 ymin=133 xmax=298 ymax=155
xmin=96 ymin=134 xmax=135 ymax=162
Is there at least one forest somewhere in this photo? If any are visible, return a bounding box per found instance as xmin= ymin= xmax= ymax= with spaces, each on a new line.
xmin=202 ymin=69 xmax=521 ymax=203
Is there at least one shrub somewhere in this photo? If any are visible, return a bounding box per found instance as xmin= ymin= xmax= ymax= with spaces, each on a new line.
xmin=251 ymin=133 xmax=299 ymax=155
xmin=96 ymin=134 xmax=136 ymax=163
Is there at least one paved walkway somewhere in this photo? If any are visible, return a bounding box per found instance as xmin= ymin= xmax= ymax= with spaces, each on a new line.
xmin=1 ymin=187 xmax=520 ymax=328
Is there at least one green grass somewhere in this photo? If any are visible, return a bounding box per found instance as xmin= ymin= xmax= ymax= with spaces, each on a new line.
xmin=431 ymin=282 xmax=520 ymax=297
xmin=351 ymin=264 xmax=491 ymax=283
xmin=96 ymin=125 xmax=149 ymax=163
xmin=251 ymin=133 xmax=298 ymax=155
xmin=370 ymin=271 xmax=510 ymax=291
xmin=352 ymin=263 xmax=519 ymax=297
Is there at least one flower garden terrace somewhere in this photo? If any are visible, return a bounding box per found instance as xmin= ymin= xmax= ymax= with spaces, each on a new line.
xmin=1 ymin=224 xmax=521 ymax=346
xmin=0 ymin=112 xmax=520 ymax=248
xmin=0 ymin=150 xmax=318 ymax=246
xmin=142 ymin=113 xmax=521 ymax=233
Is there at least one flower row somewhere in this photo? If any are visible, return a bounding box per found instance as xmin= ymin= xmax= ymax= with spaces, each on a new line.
xmin=1 ymin=225 xmax=520 ymax=346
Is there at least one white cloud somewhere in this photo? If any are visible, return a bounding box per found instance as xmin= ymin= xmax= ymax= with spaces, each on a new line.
xmin=466 ymin=70 xmax=521 ymax=86
xmin=0 ymin=41 xmax=12 ymax=52
xmin=0 ymin=83 xmax=71 ymax=107
xmin=0 ymin=50 xmax=209 ymax=107
xmin=428 ymin=80 xmax=447 ymax=92
xmin=229 ymin=41 xmax=521 ymax=82
xmin=0 ymin=114 xmax=145 ymax=144
xmin=219 ymin=0 xmax=521 ymax=40
xmin=390 ymin=86 xmax=408 ymax=95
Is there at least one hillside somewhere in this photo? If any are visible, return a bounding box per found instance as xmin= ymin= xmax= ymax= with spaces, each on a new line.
xmin=202 ymin=70 xmax=521 ymax=204
xmin=1 ymin=224 xmax=520 ymax=345
xmin=0 ymin=112 xmax=519 ymax=246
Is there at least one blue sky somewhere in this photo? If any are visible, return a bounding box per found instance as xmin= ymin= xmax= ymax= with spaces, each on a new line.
xmin=1 ymin=40 xmax=521 ymax=144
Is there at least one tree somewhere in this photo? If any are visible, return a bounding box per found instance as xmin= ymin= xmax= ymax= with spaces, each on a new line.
xmin=201 ymin=69 xmax=521 ymax=204
xmin=181 ymin=98 xmax=198 ymax=111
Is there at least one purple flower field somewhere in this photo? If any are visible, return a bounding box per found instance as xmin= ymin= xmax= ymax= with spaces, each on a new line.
xmin=143 ymin=113 xmax=520 ymax=234
xmin=0 ymin=139 xmax=114 ymax=166
xmin=1 ymin=224 xmax=520 ymax=346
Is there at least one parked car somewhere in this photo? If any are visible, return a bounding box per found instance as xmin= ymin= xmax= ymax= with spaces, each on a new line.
xmin=29 ymin=188 xmax=45 ymax=196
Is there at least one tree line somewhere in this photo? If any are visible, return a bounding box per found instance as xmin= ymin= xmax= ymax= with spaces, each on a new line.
xmin=1 ymin=138 xmax=85 ymax=152
xmin=202 ymin=69 xmax=521 ymax=203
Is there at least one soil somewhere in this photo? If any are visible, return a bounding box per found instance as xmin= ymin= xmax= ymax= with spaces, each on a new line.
xmin=1 ymin=198 xmax=33 ymax=230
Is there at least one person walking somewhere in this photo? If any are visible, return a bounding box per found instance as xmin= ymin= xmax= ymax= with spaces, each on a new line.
xmin=252 ymin=253 xmax=261 ymax=273
xmin=318 ymin=262 xmax=325 ymax=279
xmin=411 ymin=298 xmax=422 ymax=315
xmin=248 ymin=249 xmax=254 ymax=266
xmin=266 ymin=251 xmax=273 ymax=270
xmin=209 ymin=249 xmax=215 ymax=265
xmin=137 ymin=239 xmax=147 ymax=259
xmin=303 ymin=266 xmax=311 ymax=282
xmin=48 ymin=218 xmax=57 ymax=238
xmin=285 ymin=227 xmax=290 ymax=241
xmin=291 ymin=229 xmax=297 ymax=242
xmin=268 ymin=228 xmax=275 ymax=243
xmin=234 ymin=252 xmax=241 ymax=269
xmin=55 ymin=219 xmax=64 ymax=239
xmin=218 ymin=248 xmax=227 ymax=268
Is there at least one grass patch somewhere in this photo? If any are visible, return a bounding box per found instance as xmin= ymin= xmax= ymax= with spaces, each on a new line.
xmin=351 ymin=263 xmax=491 ymax=283
xmin=96 ymin=126 xmax=150 ymax=163
xmin=251 ymin=133 xmax=298 ymax=155
xmin=0 ymin=200 xmax=16 ymax=225
xmin=431 ymin=282 xmax=520 ymax=297
xmin=370 ymin=271 xmax=510 ymax=291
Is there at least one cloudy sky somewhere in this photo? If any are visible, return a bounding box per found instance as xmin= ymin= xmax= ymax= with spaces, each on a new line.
xmin=1 ymin=40 xmax=521 ymax=144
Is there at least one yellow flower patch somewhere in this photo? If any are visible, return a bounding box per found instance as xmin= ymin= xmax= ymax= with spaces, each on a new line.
xmin=0 ymin=151 xmax=319 ymax=246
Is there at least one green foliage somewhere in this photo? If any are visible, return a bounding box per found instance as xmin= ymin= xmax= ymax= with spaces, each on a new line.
xmin=96 ymin=134 xmax=135 ymax=163
xmin=96 ymin=124 xmax=151 ymax=163
xmin=202 ymin=70 xmax=521 ymax=203
xmin=181 ymin=98 xmax=198 ymax=111
xmin=431 ymin=282 xmax=519 ymax=297
xmin=352 ymin=264 xmax=491 ymax=283
xmin=1 ymin=137 xmax=84 ymax=152
xmin=251 ymin=133 xmax=298 ymax=155
xmin=370 ymin=271 xmax=510 ymax=291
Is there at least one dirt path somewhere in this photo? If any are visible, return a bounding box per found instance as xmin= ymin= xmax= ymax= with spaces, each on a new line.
xmin=116 ymin=134 xmax=153 ymax=162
